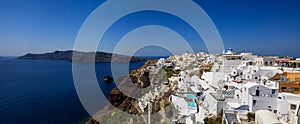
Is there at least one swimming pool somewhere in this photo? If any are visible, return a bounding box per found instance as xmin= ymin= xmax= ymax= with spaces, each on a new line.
xmin=187 ymin=101 xmax=197 ymax=109
xmin=185 ymin=94 xmax=197 ymax=100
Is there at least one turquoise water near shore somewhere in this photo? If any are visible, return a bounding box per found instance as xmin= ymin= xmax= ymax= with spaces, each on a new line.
xmin=0 ymin=57 xmax=145 ymax=124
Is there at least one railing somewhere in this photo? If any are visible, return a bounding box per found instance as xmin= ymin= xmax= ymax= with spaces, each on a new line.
xmin=250 ymin=93 xmax=277 ymax=98
xmin=209 ymin=93 xmax=225 ymax=101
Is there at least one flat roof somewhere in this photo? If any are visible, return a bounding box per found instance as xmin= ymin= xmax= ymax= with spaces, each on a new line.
xmin=227 ymin=102 xmax=241 ymax=109
xmin=243 ymin=82 xmax=258 ymax=88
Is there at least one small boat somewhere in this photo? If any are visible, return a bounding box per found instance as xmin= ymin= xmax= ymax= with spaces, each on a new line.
xmin=103 ymin=76 xmax=114 ymax=83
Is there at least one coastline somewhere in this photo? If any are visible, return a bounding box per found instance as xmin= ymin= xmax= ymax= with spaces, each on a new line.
xmin=83 ymin=59 xmax=164 ymax=123
xmin=83 ymin=52 xmax=220 ymax=124
xmin=84 ymin=59 xmax=168 ymax=124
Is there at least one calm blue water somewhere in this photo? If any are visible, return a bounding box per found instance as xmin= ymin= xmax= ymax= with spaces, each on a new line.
xmin=0 ymin=57 xmax=145 ymax=124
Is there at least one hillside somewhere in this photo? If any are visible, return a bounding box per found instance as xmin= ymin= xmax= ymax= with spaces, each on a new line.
xmin=18 ymin=50 xmax=148 ymax=63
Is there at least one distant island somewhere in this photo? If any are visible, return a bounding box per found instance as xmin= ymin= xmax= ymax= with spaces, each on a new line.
xmin=18 ymin=50 xmax=148 ymax=63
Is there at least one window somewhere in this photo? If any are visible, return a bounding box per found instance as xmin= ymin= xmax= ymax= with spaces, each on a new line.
xmin=282 ymin=87 xmax=287 ymax=90
xmin=294 ymin=88 xmax=299 ymax=91
xmin=280 ymin=76 xmax=287 ymax=81
xmin=256 ymin=90 xmax=260 ymax=96
xmin=296 ymin=77 xmax=300 ymax=81
xmin=291 ymin=104 xmax=297 ymax=110
xmin=253 ymin=100 xmax=257 ymax=106
xmin=272 ymin=89 xmax=276 ymax=94
xmin=274 ymin=110 xmax=277 ymax=114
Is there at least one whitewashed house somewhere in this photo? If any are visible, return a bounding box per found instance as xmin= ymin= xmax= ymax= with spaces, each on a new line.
xmin=157 ymin=58 xmax=165 ymax=68
xmin=263 ymin=56 xmax=277 ymax=66
xmin=277 ymin=93 xmax=300 ymax=124
xmin=241 ymin=82 xmax=278 ymax=112
xmin=253 ymin=57 xmax=264 ymax=66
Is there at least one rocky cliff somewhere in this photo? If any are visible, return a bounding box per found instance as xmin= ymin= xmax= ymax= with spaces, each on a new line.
xmin=85 ymin=60 xmax=176 ymax=124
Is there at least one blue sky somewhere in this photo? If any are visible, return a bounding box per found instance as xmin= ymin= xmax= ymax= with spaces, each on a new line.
xmin=0 ymin=0 xmax=300 ymax=57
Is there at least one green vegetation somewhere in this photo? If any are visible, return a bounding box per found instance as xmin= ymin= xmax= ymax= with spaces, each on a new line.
xmin=151 ymin=113 xmax=163 ymax=123
xmin=165 ymin=60 xmax=171 ymax=63
xmin=210 ymin=93 xmax=225 ymax=101
xmin=204 ymin=110 xmax=224 ymax=124
xmin=247 ymin=112 xmax=255 ymax=122
xmin=141 ymin=60 xmax=158 ymax=68
xmin=100 ymin=110 xmax=131 ymax=124
xmin=201 ymin=63 xmax=214 ymax=72
xmin=203 ymin=115 xmax=222 ymax=124
xmin=185 ymin=65 xmax=196 ymax=71
xmin=153 ymin=68 xmax=168 ymax=83
xmin=163 ymin=66 xmax=180 ymax=78
xmin=165 ymin=105 xmax=175 ymax=119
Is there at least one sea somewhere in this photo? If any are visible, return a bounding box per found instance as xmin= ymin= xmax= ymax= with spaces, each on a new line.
xmin=0 ymin=57 xmax=157 ymax=124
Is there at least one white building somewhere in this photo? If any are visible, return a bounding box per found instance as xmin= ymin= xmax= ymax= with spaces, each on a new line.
xmin=263 ymin=56 xmax=277 ymax=66
xmin=241 ymin=82 xmax=278 ymax=112
xmin=253 ymin=57 xmax=264 ymax=66
xmin=157 ymin=58 xmax=165 ymax=68
xmin=277 ymin=93 xmax=300 ymax=124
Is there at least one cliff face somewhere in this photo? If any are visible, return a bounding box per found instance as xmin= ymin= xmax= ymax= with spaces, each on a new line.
xmin=85 ymin=60 xmax=175 ymax=124
xmin=18 ymin=50 xmax=148 ymax=63
xmin=107 ymin=60 xmax=156 ymax=113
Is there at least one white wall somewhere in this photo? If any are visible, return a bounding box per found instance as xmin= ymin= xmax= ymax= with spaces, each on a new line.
xmin=242 ymin=85 xmax=278 ymax=112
